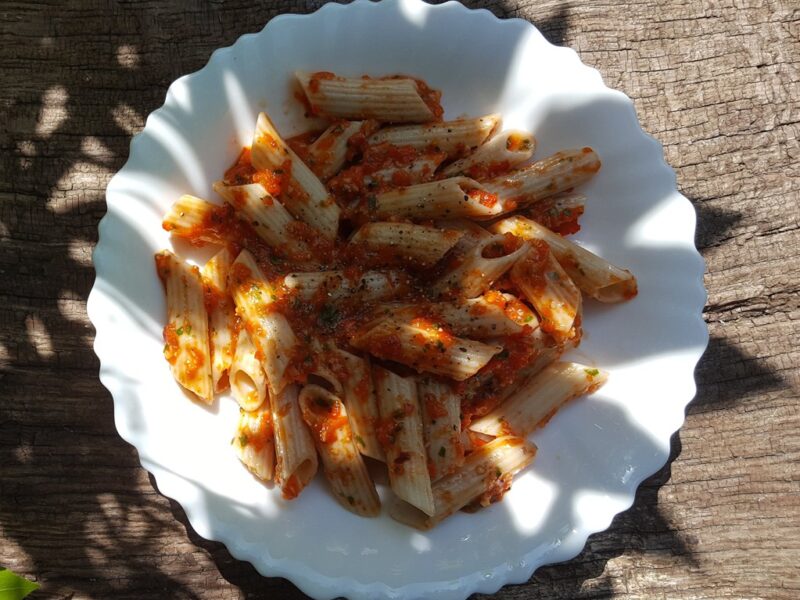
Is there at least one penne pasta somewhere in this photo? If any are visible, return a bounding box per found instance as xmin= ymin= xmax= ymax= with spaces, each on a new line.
xmin=352 ymin=317 xmax=502 ymax=381
xmin=510 ymin=241 xmax=582 ymax=341
xmin=374 ymin=294 xmax=524 ymax=339
xmin=228 ymin=250 xmax=297 ymax=396
xmin=368 ymin=115 xmax=500 ymax=157
xmin=296 ymin=71 xmax=441 ymax=123
xmin=349 ymin=222 xmax=463 ymax=267
xmin=162 ymin=194 xmax=225 ymax=244
xmin=441 ymin=129 xmax=536 ymax=178
xmin=418 ymin=377 xmax=464 ymax=481
xmin=432 ymin=233 xmax=529 ymax=299
xmin=470 ymin=362 xmax=608 ymax=437
xmin=252 ymin=112 xmax=340 ymax=239
xmin=373 ymin=177 xmax=503 ymax=221
xmin=368 ymin=151 xmax=447 ymax=189
xmin=373 ymin=366 xmax=435 ymax=515
xmin=271 ymin=384 xmax=319 ymax=499
xmin=232 ymin=403 xmax=275 ymax=481
xmin=202 ymin=248 xmax=236 ymax=392
xmin=483 ymin=147 xmax=601 ymax=208
xmin=283 ymin=270 xmax=409 ymax=303
xmin=388 ymin=436 xmax=537 ymax=530
xmin=334 ymin=348 xmax=385 ymax=461
xmin=306 ymin=120 xmax=370 ymax=181
xmin=156 ymin=71 xmax=633 ymax=527
xmin=491 ymin=216 xmax=638 ymax=302
xmin=212 ymin=181 xmax=300 ymax=250
xmin=229 ymin=328 xmax=267 ymax=411
xmin=154 ymin=250 xmax=214 ymax=404
xmin=299 ymin=384 xmax=381 ymax=517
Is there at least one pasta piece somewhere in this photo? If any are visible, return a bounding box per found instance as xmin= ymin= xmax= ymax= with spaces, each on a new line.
xmin=271 ymin=384 xmax=319 ymax=499
xmin=483 ymin=147 xmax=601 ymax=208
xmin=352 ymin=317 xmax=502 ymax=381
xmin=229 ymin=328 xmax=267 ymax=411
xmin=334 ymin=348 xmax=385 ymax=461
xmin=491 ymin=216 xmax=638 ymax=302
xmin=283 ymin=270 xmax=409 ymax=303
xmin=441 ymin=130 xmax=536 ymax=178
xmin=162 ymin=194 xmax=224 ymax=244
xmin=232 ymin=403 xmax=275 ymax=481
xmin=510 ymin=241 xmax=582 ymax=341
xmin=432 ymin=233 xmax=529 ymax=299
xmin=212 ymin=181 xmax=300 ymax=250
xmin=470 ymin=362 xmax=608 ymax=437
xmin=299 ymin=384 xmax=381 ymax=517
xmin=368 ymin=151 xmax=447 ymax=188
xmin=296 ymin=71 xmax=440 ymax=123
xmin=202 ymin=248 xmax=236 ymax=392
xmin=418 ymin=377 xmax=464 ymax=481
xmin=388 ymin=436 xmax=537 ymax=530
xmin=306 ymin=120 xmax=375 ymax=181
xmin=154 ymin=250 xmax=213 ymax=404
xmin=373 ymin=367 xmax=435 ymax=515
xmin=376 ymin=294 xmax=524 ymax=339
xmin=373 ymin=177 xmax=503 ymax=221
xmin=252 ymin=112 xmax=340 ymax=239
xmin=349 ymin=222 xmax=463 ymax=267
xmin=228 ymin=250 xmax=297 ymax=396
xmin=368 ymin=115 xmax=500 ymax=157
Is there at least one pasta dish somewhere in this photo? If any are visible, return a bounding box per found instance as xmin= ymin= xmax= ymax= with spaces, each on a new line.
xmin=154 ymin=71 xmax=637 ymax=529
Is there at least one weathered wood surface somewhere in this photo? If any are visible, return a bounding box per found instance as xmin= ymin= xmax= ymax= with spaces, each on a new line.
xmin=1 ymin=0 xmax=798 ymax=598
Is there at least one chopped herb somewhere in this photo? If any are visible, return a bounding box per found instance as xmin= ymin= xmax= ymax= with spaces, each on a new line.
xmin=496 ymin=348 xmax=509 ymax=360
xmin=458 ymin=347 xmax=468 ymax=353
xmin=238 ymin=433 xmax=249 ymax=447
xmin=185 ymin=325 xmax=192 ymax=334
xmin=438 ymin=446 xmax=446 ymax=457
xmin=495 ymin=468 xmax=502 ymax=477
xmin=318 ymin=304 xmax=340 ymax=329
xmin=176 ymin=327 xmax=184 ymax=335
xmin=436 ymin=339 xmax=446 ymax=352
xmin=347 ymin=495 xmax=355 ymax=505
xmin=270 ymin=293 xmax=278 ymax=301
xmin=585 ymin=368 xmax=600 ymax=377
xmin=524 ymin=314 xmax=534 ymax=323
xmin=355 ymin=434 xmax=365 ymax=447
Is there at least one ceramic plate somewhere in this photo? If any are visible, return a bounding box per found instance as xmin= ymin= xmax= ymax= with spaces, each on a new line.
xmin=87 ymin=1 xmax=708 ymax=598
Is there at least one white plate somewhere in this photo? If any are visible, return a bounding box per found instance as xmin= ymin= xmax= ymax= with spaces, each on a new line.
xmin=87 ymin=1 xmax=708 ymax=598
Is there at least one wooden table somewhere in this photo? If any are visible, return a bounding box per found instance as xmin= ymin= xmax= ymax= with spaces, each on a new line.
xmin=1 ymin=1 xmax=798 ymax=598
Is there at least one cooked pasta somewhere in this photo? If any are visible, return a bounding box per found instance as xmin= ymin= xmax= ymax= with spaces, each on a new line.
xmin=154 ymin=70 xmax=635 ymax=527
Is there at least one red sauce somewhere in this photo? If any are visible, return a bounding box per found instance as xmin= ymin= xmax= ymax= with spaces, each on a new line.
xmin=162 ymin=323 xmax=180 ymax=365
xmin=524 ymin=198 xmax=584 ymax=236
xmin=247 ymin=411 xmax=273 ymax=452
xmin=308 ymin=71 xmax=337 ymax=94
xmin=224 ymin=147 xmax=255 ymax=185
xmin=467 ymin=188 xmax=499 ymax=209
xmin=183 ymin=344 xmax=206 ymax=382
xmin=282 ymin=474 xmax=302 ymax=500
xmin=303 ymin=396 xmax=350 ymax=445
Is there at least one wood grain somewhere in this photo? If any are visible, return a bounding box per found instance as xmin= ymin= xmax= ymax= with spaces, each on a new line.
xmin=1 ymin=1 xmax=798 ymax=598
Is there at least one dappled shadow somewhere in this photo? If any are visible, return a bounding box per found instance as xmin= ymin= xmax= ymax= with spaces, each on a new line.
xmin=0 ymin=2 xmax=787 ymax=600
